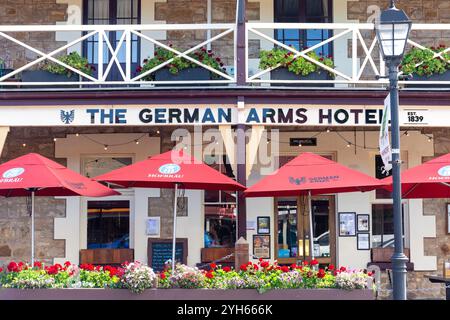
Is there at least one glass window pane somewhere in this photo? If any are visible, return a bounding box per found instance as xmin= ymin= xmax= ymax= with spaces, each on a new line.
xmin=204 ymin=205 xmax=236 ymax=248
xmin=306 ymin=0 xmax=327 ymax=17
xmin=82 ymin=156 xmax=132 ymax=179
xmin=312 ymin=200 xmax=330 ymax=258
xmin=277 ymin=198 xmax=298 ymax=258
xmin=87 ymin=200 xmax=130 ymax=249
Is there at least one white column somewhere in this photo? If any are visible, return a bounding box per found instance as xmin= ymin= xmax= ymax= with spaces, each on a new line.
xmin=0 ymin=126 xmax=9 ymax=155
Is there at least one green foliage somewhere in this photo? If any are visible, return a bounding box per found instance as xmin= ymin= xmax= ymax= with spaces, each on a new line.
xmin=2 ymin=269 xmax=55 ymax=289
xmin=43 ymin=52 xmax=94 ymax=78
xmin=79 ymin=269 xmax=116 ymax=288
xmin=259 ymin=47 xmax=335 ymax=77
xmin=401 ymin=45 xmax=450 ymax=77
xmin=137 ymin=46 xmax=226 ymax=80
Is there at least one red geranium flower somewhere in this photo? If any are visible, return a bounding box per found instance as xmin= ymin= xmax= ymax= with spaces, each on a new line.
xmin=253 ymin=264 xmax=259 ymax=271
xmin=310 ymin=259 xmax=319 ymax=266
xmin=281 ymin=266 xmax=290 ymax=273
xmin=7 ymin=261 xmax=18 ymax=272
xmin=260 ymin=261 xmax=269 ymax=269
xmin=222 ymin=266 xmax=231 ymax=272
xmin=210 ymin=262 xmax=217 ymax=269
xmin=160 ymin=272 xmax=166 ymax=280
xmin=327 ymin=264 xmax=335 ymax=271
xmin=205 ymin=271 xmax=214 ymax=279
xmin=339 ymin=266 xmax=347 ymax=272
xmin=240 ymin=264 xmax=248 ymax=271
xmin=33 ymin=261 xmax=42 ymax=269
xmin=317 ymin=268 xmax=326 ymax=279
xmin=46 ymin=265 xmax=59 ymax=275
xmin=0 ymin=267 xmax=3 ymax=273
xmin=303 ymin=261 xmax=309 ymax=266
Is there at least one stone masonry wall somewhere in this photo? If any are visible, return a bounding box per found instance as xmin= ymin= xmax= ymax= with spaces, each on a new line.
xmin=0 ymin=127 xmax=67 ymax=265
xmin=0 ymin=0 xmax=69 ymax=70
xmin=0 ymin=126 xmax=165 ymax=265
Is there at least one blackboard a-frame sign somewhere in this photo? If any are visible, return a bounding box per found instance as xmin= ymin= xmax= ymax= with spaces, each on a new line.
xmin=147 ymin=238 xmax=188 ymax=272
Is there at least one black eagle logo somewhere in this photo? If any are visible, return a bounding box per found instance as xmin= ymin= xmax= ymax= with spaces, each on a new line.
xmin=60 ymin=110 xmax=75 ymax=124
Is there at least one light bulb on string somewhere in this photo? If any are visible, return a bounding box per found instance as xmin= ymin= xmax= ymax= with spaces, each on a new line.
xmin=346 ymin=142 xmax=351 ymax=148
xmin=326 ymin=128 xmax=330 ymax=133
xmin=104 ymin=145 xmax=108 ymax=151
xmin=135 ymin=140 xmax=140 ymax=145
xmin=53 ymin=138 xmax=57 ymax=142
xmin=75 ymin=133 xmax=80 ymax=137
xmin=405 ymin=131 xmax=410 ymax=137
xmin=428 ymin=136 xmax=432 ymax=142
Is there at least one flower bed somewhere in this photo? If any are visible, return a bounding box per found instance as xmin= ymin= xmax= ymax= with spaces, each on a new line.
xmin=0 ymin=259 xmax=375 ymax=300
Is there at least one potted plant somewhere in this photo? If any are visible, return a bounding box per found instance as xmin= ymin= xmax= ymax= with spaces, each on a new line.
xmin=401 ymin=44 xmax=450 ymax=88
xmin=259 ymin=47 xmax=335 ymax=87
xmin=21 ymin=51 xmax=95 ymax=86
xmin=137 ymin=45 xmax=227 ymax=86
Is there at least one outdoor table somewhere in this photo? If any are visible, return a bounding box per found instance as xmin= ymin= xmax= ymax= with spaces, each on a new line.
xmin=425 ymin=275 xmax=450 ymax=300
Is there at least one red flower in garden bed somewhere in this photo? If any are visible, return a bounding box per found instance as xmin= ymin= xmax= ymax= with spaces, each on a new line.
xmin=317 ymin=268 xmax=326 ymax=279
xmin=222 ymin=266 xmax=231 ymax=272
xmin=7 ymin=261 xmax=18 ymax=272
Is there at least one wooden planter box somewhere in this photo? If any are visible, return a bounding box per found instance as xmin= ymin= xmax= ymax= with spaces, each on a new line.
xmin=0 ymin=288 xmax=375 ymax=300
xmin=270 ymin=68 xmax=333 ymax=87
xmin=79 ymin=249 xmax=134 ymax=265
xmin=21 ymin=70 xmax=80 ymax=88
xmin=405 ymin=70 xmax=450 ymax=88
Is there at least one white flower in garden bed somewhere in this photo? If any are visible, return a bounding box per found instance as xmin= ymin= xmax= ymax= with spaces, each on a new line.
xmin=121 ymin=261 xmax=157 ymax=294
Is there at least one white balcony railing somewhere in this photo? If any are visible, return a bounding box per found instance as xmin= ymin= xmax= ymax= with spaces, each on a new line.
xmin=246 ymin=22 xmax=450 ymax=88
xmin=0 ymin=22 xmax=450 ymax=89
xmin=0 ymin=23 xmax=236 ymax=87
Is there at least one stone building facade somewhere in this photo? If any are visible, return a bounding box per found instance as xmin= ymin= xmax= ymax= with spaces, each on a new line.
xmin=0 ymin=0 xmax=449 ymax=300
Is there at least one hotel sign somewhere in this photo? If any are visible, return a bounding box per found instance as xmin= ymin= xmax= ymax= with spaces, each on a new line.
xmin=0 ymin=104 xmax=447 ymax=126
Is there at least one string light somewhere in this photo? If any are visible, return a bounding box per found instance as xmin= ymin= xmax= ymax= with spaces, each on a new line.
xmin=428 ymin=136 xmax=433 ymax=142
xmin=22 ymin=143 xmax=26 ymax=147
xmin=104 ymin=145 xmax=108 ymax=151
xmin=53 ymin=138 xmax=57 ymax=142
xmin=405 ymin=131 xmax=410 ymax=137
xmin=156 ymin=130 xmax=160 ymax=134
xmin=75 ymin=133 xmax=80 ymax=137
xmin=326 ymin=128 xmax=331 ymax=133
xmin=298 ymin=143 xmax=302 ymax=147
xmin=135 ymin=140 xmax=140 ymax=145
xmin=346 ymin=142 xmax=351 ymax=148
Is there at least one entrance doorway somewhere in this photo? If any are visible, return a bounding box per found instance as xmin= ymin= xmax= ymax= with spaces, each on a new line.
xmin=275 ymin=195 xmax=336 ymax=266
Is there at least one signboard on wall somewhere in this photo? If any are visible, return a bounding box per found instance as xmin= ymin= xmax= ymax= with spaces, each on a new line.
xmin=0 ymin=104 xmax=444 ymax=127
xmin=147 ymin=238 xmax=188 ymax=272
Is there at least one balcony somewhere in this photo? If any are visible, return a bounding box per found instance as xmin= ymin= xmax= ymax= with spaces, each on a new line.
xmin=0 ymin=22 xmax=449 ymax=90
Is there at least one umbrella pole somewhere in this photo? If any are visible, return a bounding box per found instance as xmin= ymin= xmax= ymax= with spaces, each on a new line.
xmin=31 ymin=190 xmax=35 ymax=266
xmin=171 ymin=183 xmax=178 ymax=275
xmin=308 ymin=191 xmax=314 ymax=261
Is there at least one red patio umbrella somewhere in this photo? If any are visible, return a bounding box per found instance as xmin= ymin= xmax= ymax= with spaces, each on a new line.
xmin=244 ymin=152 xmax=385 ymax=259
xmin=0 ymin=153 xmax=119 ymax=265
xmin=95 ymin=149 xmax=245 ymax=272
xmin=383 ymin=152 xmax=450 ymax=198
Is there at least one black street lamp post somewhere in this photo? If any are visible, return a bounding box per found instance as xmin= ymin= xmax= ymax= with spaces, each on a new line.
xmin=375 ymin=0 xmax=412 ymax=300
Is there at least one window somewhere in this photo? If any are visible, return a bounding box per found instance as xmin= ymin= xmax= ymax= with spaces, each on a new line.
xmin=82 ymin=156 xmax=132 ymax=179
xmin=87 ymin=200 xmax=130 ymax=249
xmin=274 ymin=0 xmax=333 ymax=56
xmin=204 ymin=154 xmax=237 ymax=248
xmin=372 ymin=203 xmax=405 ymax=248
xmin=83 ymin=0 xmax=141 ymax=80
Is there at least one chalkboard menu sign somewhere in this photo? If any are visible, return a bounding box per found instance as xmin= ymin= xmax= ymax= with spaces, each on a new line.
xmin=147 ymin=238 xmax=188 ymax=272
